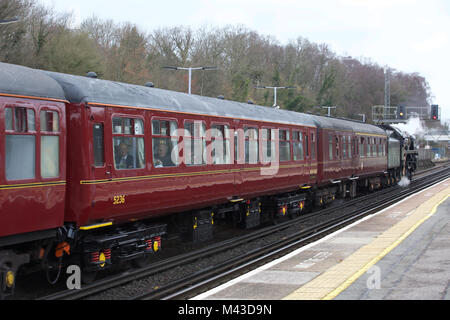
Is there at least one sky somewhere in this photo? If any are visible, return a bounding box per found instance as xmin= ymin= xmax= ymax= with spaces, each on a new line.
xmin=39 ymin=0 xmax=450 ymax=123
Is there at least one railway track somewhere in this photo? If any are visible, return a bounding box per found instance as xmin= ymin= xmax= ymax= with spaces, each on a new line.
xmin=37 ymin=164 xmax=450 ymax=300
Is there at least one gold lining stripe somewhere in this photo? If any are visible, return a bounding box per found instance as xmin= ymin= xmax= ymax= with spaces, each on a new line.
xmin=79 ymin=164 xmax=318 ymax=185
xmin=0 ymin=181 xmax=66 ymax=190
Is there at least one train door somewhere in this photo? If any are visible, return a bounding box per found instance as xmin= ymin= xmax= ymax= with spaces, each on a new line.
xmin=352 ymin=134 xmax=359 ymax=176
xmin=303 ymin=128 xmax=313 ymax=185
xmin=89 ymin=106 xmax=111 ymax=181
xmin=231 ymin=120 xmax=245 ymax=196
xmin=308 ymin=127 xmax=319 ymax=185
xmin=232 ymin=120 xmax=244 ymax=197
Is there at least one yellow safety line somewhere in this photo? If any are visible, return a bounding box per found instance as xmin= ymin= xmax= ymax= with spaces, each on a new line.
xmin=322 ymin=193 xmax=449 ymax=300
xmin=283 ymin=182 xmax=450 ymax=300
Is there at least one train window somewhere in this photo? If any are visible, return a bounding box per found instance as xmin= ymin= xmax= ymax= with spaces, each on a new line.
xmin=329 ymin=134 xmax=333 ymax=160
xmin=27 ymin=109 xmax=35 ymax=131
xmin=41 ymin=136 xmax=59 ymax=178
xmin=245 ymin=127 xmax=259 ymax=164
xmin=152 ymin=119 xmax=178 ymax=168
xmin=14 ymin=107 xmax=27 ymax=132
xmin=6 ymin=135 xmax=36 ymax=180
xmin=335 ymin=136 xmax=340 ymax=158
xmin=5 ymin=106 xmax=36 ymax=180
xmin=113 ymin=117 xmax=145 ymax=170
xmin=262 ymin=128 xmax=276 ymax=163
xmin=184 ymin=121 xmax=206 ymax=166
xmin=5 ymin=107 xmax=12 ymax=130
xmin=292 ymin=131 xmax=303 ymax=161
xmin=279 ymin=129 xmax=291 ymax=162
xmin=93 ymin=123 xmax=105 ymax=167
xmin=305 ymin=134 xmax=309 ymax=157
xmin=311 ymin=133 xmax=316 ymax=160
xmin=40 ymin=110 xmax=60 ymax=178
xmin=343 ymin=136 xmax=347 ymax=159
xmin=348 ymin=136 xmax=352 ymax=158
xmin=211 ymin=124 xmax=231 ymax=165
xmin=40 ymin=110 xmax=59 ymax=132
xmin=360 ymin=137 xmax=365 ymax=158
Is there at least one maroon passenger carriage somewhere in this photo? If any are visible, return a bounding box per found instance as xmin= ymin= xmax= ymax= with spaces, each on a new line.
xmin=0 ymin=62 xmax=401 ymax=297
xmin=0 ymin=63 xmax=67 ymax=296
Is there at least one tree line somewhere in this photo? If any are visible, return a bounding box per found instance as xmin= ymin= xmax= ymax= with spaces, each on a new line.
xmin=1 ymin=0 xmax=432 ymax=122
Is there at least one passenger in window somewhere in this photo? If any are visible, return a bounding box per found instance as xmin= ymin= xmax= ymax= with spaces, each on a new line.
xmin=154 ymin=139 xmax=175 ymax=167
xmin=115 ymin=142 xmax=134 ymax=169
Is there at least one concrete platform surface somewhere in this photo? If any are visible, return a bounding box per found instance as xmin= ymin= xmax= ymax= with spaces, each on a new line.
xmin=193 ymin=178 xmax=450 ymax=300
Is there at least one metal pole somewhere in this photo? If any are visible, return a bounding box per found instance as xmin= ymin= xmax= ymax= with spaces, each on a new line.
xmin=273 ymin=88 xmax=277 ymax=107
xmin=188 ymin=68 xmax=192 ymax=95
xmin=255 ymin=86 xmax=295 ymax=108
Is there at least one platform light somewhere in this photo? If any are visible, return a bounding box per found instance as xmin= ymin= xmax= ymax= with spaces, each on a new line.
xmin=162 ymin=66 xmax=218 ymax=95
xmin=255 ymin=86 xmax=296 ymax=108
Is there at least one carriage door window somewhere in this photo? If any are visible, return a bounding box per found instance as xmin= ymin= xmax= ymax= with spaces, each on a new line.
xmin=305 ymin=133 xmax=309 ymax=158
xmin=5 ymin=107 xmax=36 ymax=180
xmin=335 ymin=136 xmax=340 ymax=159
xmin=328 ymin=134 xmax=333 ymax=160
xmin=359 ymin=137 xmax=365 ymax=158
xmin=113 ymin=117 xmax=145 ymax=170
xmin=184 ymin=121 xmax=206 ymax=166
xmin=211 ymin=124 xmax=231 ymax=165
xmin=40 ymin=110 xmax=60 ymax=178
xmin=244 ymin=127 xmax=258 ymax=164
xmin=262 ymin=128 xmax=276 ymax=163
xmin=292 ymin=131 xmax=303 ymax=161
xmin=279 ymin=129 xmax=291 ymax=162
xmin=348 ymin=136 xmax=352 ymax=158
xmin=343 ymin=136 xmax=348 ymax=159
xmin=152 ymin=119 xmax=178 ymax=167
xmin=93 ymin=123 xmax=105 ymax=166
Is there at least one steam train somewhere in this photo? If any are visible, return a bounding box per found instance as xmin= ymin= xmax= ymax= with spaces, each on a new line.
xmin=0 ymin=62 xmax=417 ymax=297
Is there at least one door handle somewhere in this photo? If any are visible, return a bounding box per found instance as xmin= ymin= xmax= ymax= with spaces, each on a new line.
xmin=106 ymin=165 xmax=112 ymax=180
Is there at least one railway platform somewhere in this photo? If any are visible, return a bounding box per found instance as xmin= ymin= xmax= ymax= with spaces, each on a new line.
xmin=193 ymin=178 xmax=450 ymax=300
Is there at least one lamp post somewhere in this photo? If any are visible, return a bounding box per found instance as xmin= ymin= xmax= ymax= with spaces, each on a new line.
xmin=322 ymin=106 xmax=337 ymax=116
xmin=255 ymin=86 xmax=296 ymax=108
xmin=162 ymin=66 xmax=217 ymax=95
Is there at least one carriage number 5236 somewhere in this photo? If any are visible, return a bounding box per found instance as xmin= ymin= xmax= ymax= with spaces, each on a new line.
xmin=113 ymin=195 xmax=126 ymax=205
